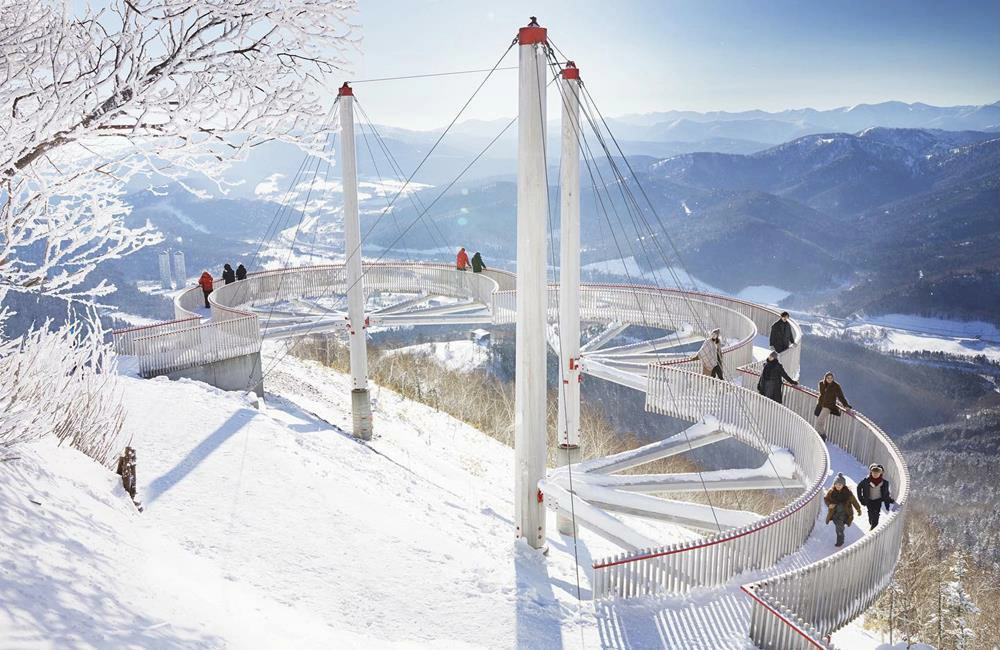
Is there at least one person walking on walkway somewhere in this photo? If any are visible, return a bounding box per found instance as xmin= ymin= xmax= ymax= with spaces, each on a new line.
xmin=857 ymin=463 xmax=895 ymax=529
xmin=235 ymin=263 xmax=247 ymax=281
xmin=222 ymin=263 xmax=236 ymax=285
xmin=758 ymin=350 xmax=798 ymax=403
xmin=769 ymin=311 xmax=796 ymax=354
xmin=814 ymin=371 xmax=852 ymax=441
xmin=471 ymin=251 xmax=487 ymax=273
xmin=697 ymin=328 xmax=724 ymax=380
xmin=825 ymin=472 xmax=862 ymax=547
xmin=198 ymin=271 xmax=214 ymax=308
xmin=456 ymin=247 xmax=469 ymax=271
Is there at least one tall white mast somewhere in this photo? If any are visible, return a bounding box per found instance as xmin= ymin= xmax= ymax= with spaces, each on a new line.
xmin=514 ymin=19 xmax=549 ymax=550
xmin=338 ymin=83 xmax=373 ymax=441
xmin=556 ymin=62 xmax=582 ymax=536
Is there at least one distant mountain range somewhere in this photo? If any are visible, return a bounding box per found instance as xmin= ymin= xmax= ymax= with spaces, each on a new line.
xmin=134 ymin=100 xmax=999 ymax=200
xmin=105 ymin=100 xmax=1000 ymax=325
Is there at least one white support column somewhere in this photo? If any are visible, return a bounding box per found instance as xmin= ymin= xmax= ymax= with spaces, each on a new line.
xmin=515 ymin=21 xmax=549 ymax=550
xmin=338 ymin=83 xmax=373 ymax=441
xmin=556 ymin=62 xmax=582 ymax=536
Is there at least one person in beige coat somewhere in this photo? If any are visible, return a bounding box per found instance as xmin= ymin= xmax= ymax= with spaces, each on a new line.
xmin=697 ymin=328 xmax=724 ymax=380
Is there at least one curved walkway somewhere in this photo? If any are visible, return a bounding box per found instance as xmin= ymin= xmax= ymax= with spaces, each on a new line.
xmin=112 ymin=261 xmax=908 ymax=648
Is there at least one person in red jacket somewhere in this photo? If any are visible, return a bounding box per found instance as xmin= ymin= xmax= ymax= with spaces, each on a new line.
xmin=198 ymin=271 xmax=214 ymax=308
xmin=456 ymin=247 xmax=469 ymax=271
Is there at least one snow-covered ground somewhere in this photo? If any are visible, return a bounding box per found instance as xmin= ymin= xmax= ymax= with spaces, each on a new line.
xmin=808 ymin=313 xmax=1000 ymax=363
xmin=386 ymin=339 xmax=491 ymax=372
xmin=1 ymin=351 xmax=896 ymax=648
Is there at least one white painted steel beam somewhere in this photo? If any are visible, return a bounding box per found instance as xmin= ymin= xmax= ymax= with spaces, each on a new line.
xmin=514 ymin=21 xmax=549 ymax=550
xmin=541 ymin=481 xmax=658 ymax=550
xmin=569 ymin=472 xmax=800 ymax=493
xmin=589 ymin=332 xmax=700 ymax=356
xmin=373 ymin=292 xmax=431 ymax=315
xmin=579 ymin=322 xmax=629 ymax=353
xmin=578 ymin=419 xmax=731 ymax=475
xmin=576 ymin=485 xmax=761 ymax=531
xmin=369 ymin=313 xmax=493 ymax=327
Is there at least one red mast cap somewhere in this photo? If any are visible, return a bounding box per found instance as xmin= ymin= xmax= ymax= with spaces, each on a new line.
xmin=338 ymin=82 xmax=353 ymax=97
xmin=561 ymin=61 xmax=580 ymax=80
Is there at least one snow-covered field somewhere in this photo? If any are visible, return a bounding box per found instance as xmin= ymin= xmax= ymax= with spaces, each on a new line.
xmin=1 ymin=352 xmax=897 ymax=648
xmin=386 ymin=339 xmax=491 ymax=372
xmin=808 ymin=313 xmax=1000 ymax=363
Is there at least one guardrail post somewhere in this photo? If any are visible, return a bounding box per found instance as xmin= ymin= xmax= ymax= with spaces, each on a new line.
xmin=339 ymin=82 xmax=373 ymax=440
xmin=515 ymin=19 xmax=549 ymax=550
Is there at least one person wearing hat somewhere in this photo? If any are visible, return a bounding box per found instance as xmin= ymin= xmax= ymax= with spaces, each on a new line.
xmin=856 ymin=463 xmax=895 ymax=529
xmin=825 ymin=473 xmax=862 ymax=547
xmin=757 ymin=350 xmax=798 ymax=403
xmin=697 ymin=328 xmax=724 ymax=379
xmin=813 ymin=371 xmax=852 ymax=441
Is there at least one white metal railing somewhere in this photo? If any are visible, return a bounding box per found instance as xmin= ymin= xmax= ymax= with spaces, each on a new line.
xmin=112 ymin=317 xmax=201 ymax=356
xmin=738 ymin=372 xmax=910 ymax=649
xmin=590 ymin=365 xmax=828 ymax=598
xmin=134 ymin=315 xmax=260 ymax=378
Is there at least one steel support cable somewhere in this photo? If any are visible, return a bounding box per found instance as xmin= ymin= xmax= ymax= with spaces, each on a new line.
xmin=578 ymin=81 xmax=716 ymax=307
xmin=230 ymin=100 xmax=340 ymax=309
xmin=259 ymin=133 xmax=337 ymax=342
xmin=568 ymin=83 xmax=789 ymax=495
xmin=354 ymin=105 xmax=432 ymax=249
xmin=570 ymin=81 xmax=715 ymax=337
xmin=548 ymin=65 xmax=725 ymax=536
xmin=545 ymin=59 xmax=694 ymax=352
xmin=354 ymin=99 xmax=453 ymax=254
xmin=546 ymin=40 xmax=718 ymax=335
xmin=349 ymin=66 xmax=518 ymax=84
xmin=307 ymin=133 xmax=338 ymax=267
xmin=253 ymin=79 xmax=559 ymax=387
xmin=358 ymin=40 xmax=517 ymax=247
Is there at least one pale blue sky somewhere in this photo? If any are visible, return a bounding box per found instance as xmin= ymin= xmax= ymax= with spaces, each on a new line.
xmin=344 ymin=0 xmax=1000 ymax=130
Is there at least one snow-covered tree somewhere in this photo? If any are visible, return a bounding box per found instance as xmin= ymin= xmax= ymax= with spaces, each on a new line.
xmin=2 ymin=0 xmax=357 ymax=298
xmin=0 ymin=0 xmax=357 ymax=464
xmin=942 ymin=552 xmax=979 ymax=650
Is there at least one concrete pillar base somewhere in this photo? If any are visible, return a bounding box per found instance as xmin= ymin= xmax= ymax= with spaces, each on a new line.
xmin=557 ymin=444 xmax=582 ymax=536
xmin=351 ymin=388 xmax=373 ymax=441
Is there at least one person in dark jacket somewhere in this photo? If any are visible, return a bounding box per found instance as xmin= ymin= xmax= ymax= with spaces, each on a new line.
xmin=235 ymin=264 xmax=247 ymax=281
xmin=814 ymin=371 xmax=852 ymax=441
xmin=856 ymin=463 xmax=895 ymax=529
xmin=757 ymin=351 xmax=798 ymax=403
xmin=769 ymin=311 xmax=796 ymax=353
xmin=222 ymin=263 xmax=236 ymax=285
xmin=825 ymin=472 xmax=862 ymax=547
xmin=198 ymin=271 xmax=214 ymax=308
xmin=471 ymin=251 xmax=487 ymax=273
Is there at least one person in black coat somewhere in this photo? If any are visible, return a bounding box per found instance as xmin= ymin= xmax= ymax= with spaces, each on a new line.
xmin=757 ymin=350 xmax=798 ymax=403
xmin=471 ymin=252 xmax=487 ymax=273
xmin=769 ymin=311 xmax=796 ymax=354
xmin=222 ymin=263 xmax=236 ymax=285
xmin=235 ymin=264 xmax=247 ymax=281
xmin=856 ymin=463 xmax=896 ymax=529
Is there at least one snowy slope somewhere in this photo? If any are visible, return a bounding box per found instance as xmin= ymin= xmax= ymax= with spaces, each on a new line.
xmin=0 ymin=439 xmax=391 ymax=649
xmin=2 ymin=353 xmax=898 ymax=649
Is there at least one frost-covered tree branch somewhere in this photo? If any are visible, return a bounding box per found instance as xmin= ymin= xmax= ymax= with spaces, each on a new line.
xmin=1 ymin=0 xmax=357 ymax=297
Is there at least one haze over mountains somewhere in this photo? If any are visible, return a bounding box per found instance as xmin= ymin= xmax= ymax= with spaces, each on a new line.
xmin=111 ymin=99 xmax=1000 ymax=325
